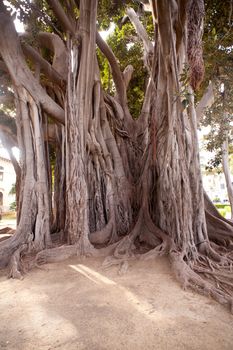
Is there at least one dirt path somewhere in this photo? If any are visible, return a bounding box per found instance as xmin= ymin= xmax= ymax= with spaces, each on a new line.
xmin=0 ymin=256 xmax=233 ymax=350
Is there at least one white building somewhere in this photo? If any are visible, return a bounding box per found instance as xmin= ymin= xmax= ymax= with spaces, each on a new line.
xmin=202 ymin=172 xmax=231 ymax=203
xmin=0 ymin=156 xmax=16 ymax=212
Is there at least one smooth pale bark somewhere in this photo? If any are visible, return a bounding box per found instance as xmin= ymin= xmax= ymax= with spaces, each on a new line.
xmin=222 ymin=139 xmax=233 ymax=219
xmin=0 ymin=12 xmax=64 ymax=124
xmin=196 ymin=82 xmax=214 ymax=123
xmin=65 ymin=0 xmax=98 ymax=249
xmin=0 ymin=87 xmax=51 ymax=271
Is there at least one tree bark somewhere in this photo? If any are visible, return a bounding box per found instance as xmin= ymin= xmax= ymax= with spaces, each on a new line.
xmin=222 ymin=138 xmax=233 ymax=219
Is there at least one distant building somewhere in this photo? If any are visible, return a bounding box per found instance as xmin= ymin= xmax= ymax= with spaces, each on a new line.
xmin=0 ymin=156 xmax=16 ymax=212
xmin=202 ymin=172 xmax=232 ymax=203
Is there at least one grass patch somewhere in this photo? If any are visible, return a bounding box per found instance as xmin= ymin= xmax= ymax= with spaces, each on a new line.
xmin=215 ymin=204 xmax=231 ymax=218
xmin=2 ymin=212 xmax=17 ymax=220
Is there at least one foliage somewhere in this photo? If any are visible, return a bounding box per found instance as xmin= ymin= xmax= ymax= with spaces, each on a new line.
xmin=9 ymin=201 xmax=16 ymax=211
xmin=9 ymin=183 xmax=16 ymax=195
xmin=99 ymin=9 xmax=154 ymax=118
xmin=199 ymin=0 xmax=233 ymax=170
xmin=215 ymin=204 xmax=231 ymax=218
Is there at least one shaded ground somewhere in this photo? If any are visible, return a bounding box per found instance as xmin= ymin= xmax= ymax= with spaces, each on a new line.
xmin=0 ymin=256 xmax=233 ymax=350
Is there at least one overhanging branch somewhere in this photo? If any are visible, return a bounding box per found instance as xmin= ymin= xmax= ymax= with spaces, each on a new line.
xmin=196 ymin=82 xmax=214 ymax=122
xmin=21 ymin=43 xmax=65 ymax=87
xmin=0 ymin=12 xmax=65 ymax=124
xmin=96 ymin=32 xmax=128 ymax=108
xmin=47 ymin=0 xmax=76 ymax=35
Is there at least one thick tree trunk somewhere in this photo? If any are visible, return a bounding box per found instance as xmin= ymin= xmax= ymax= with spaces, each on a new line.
xmin=222 ymin=139 xmax=233 ymax=219
xmin=0 ymin=87 xmax=51 ymax=275
xmin=150 ymin=0 xmax=207 ymax=256
xmin=52 ymin=127 xmax=66 ymax=234
xmin=64 ymin=0 xmax=97 ymax=251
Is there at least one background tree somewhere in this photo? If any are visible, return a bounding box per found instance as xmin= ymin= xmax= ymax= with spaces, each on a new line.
xmin=200 ymin=0 xmax=233 ymax=216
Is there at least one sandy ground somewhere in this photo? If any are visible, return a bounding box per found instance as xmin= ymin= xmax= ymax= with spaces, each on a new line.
xmin=0 ymin=256 xmax=233 ymax=350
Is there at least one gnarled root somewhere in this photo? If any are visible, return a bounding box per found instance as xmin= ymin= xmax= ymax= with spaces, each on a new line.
xmin=206 ymin=211 xmax=233 ymax=247
xmin=102 ymin=210 xmax=143 ymax=272
xmin=33 ymin=235 xmax=119 ymax=268
xmin=34 ymin=244 xmax=79 ymax=265
xmin=102 ymin=209 xmax=170 ymax=273
xmin=8 ymin=244 xmax=28 ymax=279
xmin=169 ymin=246 xmax=233 ymax=313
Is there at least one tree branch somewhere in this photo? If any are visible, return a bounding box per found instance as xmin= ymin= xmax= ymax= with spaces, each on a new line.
xmin=123 ymin=65 xmax=134 ymax=90
xmin=148 ymin=0 xmax=157 ymax=24
xmin=46 ymin=0 xmax=76 ymax=35
xmin=126 ymin=8 xmax=154 ymax=56
xmin=96 ymin=32 xmax=128 ymax=108
xmin=21 ymin=43 xmax=65 ymax=86
xmin=0 ymin=12 xmax=65 ymax=124
xmin=196 ymin=82 xmax=214 ymax=123
xmin=37 ymin=32 xmax=68 ymax=79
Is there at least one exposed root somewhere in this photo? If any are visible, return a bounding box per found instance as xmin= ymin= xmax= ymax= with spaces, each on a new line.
xmin=33 ymin=236 xmax=119 ymax=267
xmin=102 ymin=255 xmax=133 ymax=275
xmin=8 ymin=244 xmax=28 ymax=279
xmin=101 ymin=210 xmax=144 ymax=272
xmin=139 ymin=242 xmax=168 ymax=261
xmin=169 ymin=248 xmax=233 ymax=313
xmin=34 ymin=244 xmax=78 ymax=265
xmin=206 ymin=210 xmax=233 ymax=246
xmin=0 ymin=227 xmax=15 ymax=235
xmin=102 ymin=234 xmax=137 ymax=273
xmin=102 ymin=209 xmax=170 ymax=273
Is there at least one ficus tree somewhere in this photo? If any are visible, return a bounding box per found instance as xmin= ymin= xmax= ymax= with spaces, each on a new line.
xmin=0 ymin=0 xmax=233 ymax=311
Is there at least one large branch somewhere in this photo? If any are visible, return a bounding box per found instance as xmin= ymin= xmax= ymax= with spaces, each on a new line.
xmin=148 ymin=0 xmax=157 ymax=24
xmin=222 ymin=138 xmax=233 ymax=219
xmin=37 ymin=32 xmax=68 ymax=79
xmin=123 ymin=65 xmax=134 ymax=90
xmin=0 ymin=12 xmax=64 ymax=124
xmin=20 ymin=31 xmax=68 ymax=80
xmin=126 ymin=8 xmax=154 ymax=56
xmin=46 ymin=0 xmax=76 ymax=35
xmin=196 ymin=82 xmax=214 ymax=122
xmin=96 ymin=32 xmax=128 ymax=108
xmin=21 ymin=43 xmax=65 ymax=86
